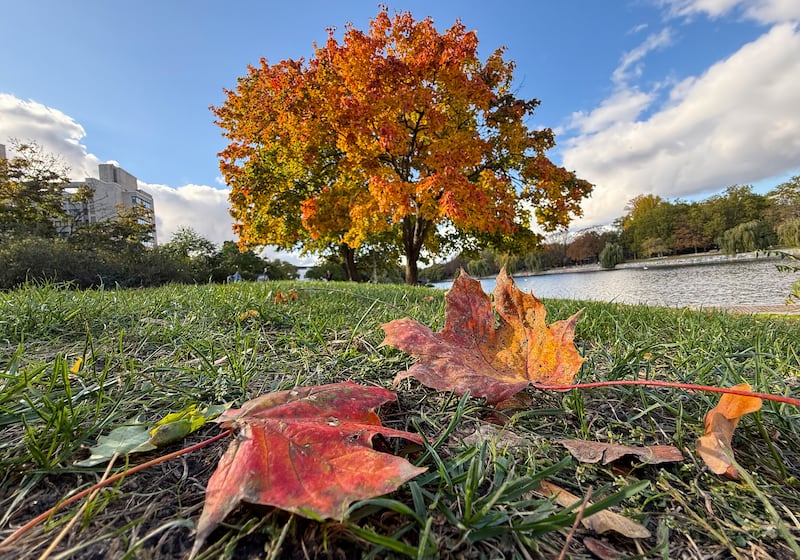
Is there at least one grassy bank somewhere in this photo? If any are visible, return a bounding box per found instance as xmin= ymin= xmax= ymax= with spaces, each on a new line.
xmin=1 ymin=280 xmax=799 ymax=559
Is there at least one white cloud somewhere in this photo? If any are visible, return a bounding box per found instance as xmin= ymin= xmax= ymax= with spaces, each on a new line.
xmin=659 ymin=0 xmax=800 ymax=24
xmin=562 ymin=22 xmax=800 ymax=227
xmin=563 ymin=28 xmax=672 ymax=137
xmin=0 ymin=93 xmax=236 ymax=248
xmin=660 ymin=0 xmax=743 ymax=20
xmin=744 ymin=0 xmax=800 ymax=24
xmin=612 ymin=28 xmax=673 ymax=86
xmin=139 ymin=181 xmax=236 ymax=246
xmin=0 ymin=93 xmax=99 ymax=180
xmin=0 ymin=93 xmax=314 ymax=266
xmin=565 ymin=89 xmax=655 ymax=135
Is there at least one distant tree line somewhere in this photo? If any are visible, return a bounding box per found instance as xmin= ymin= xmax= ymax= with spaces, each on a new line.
xmin=421 ymin=178 xmax=800 ymax=280
xmin=0 ymin=141 xmax=297 ymax=290
xmin=5 ymin=140 xmax=797 ymax=290
xmin=615 ymin=182 xmax=799 ymax=259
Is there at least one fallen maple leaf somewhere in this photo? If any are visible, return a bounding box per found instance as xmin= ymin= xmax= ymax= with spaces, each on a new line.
xmin=191 ymin=382 xmax=425 ymax=558
xmin=696 ymin=383 xmax=762 ymax=478
xmin=558 ymin=439 xmax=683 ymax=465
xmin=236 ymin=309 xmax=260 ymax=321
xmin=381 ymin=268 xmax=584 ymax=404
xmin=538 ymin=480 xmax=651 ymax=539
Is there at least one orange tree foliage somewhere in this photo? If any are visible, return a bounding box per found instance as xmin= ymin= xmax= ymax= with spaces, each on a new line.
xmin=212 ymin=8 xmax=593 ymax=284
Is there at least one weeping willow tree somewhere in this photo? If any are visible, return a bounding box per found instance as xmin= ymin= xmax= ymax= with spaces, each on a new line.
xmin=599 ymin=242 xmax=624 ymax=269
xmin=718 ymin=220 xmax=776 ymax=254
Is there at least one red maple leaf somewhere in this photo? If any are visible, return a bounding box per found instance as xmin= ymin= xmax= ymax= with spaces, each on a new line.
xmin=191 ymin=382 xmax=424 ymax=557
xmin=381 ymin=268 xmax=584 ymax=404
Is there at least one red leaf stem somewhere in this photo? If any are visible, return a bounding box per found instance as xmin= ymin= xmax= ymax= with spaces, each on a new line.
xmin=532 ymin=380 xmax=800 ymax=407
xmin=0 ymin=429 xmax=232 ymax=550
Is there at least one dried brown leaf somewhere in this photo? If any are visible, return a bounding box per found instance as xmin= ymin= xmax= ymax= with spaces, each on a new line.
xmin=695 ymin=383 xmax=762 ymax=478
xmin=539 ymin=481 xmax=651 ymax=539
xmin=558 ymin=439 xmax=683 ymax=465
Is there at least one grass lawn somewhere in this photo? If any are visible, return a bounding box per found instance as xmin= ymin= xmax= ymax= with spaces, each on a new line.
xmin=0 ymin=279 xmax=799 ymax=559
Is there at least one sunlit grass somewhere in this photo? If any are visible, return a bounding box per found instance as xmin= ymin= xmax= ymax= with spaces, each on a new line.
xmin=1 ymin=280 xmax=799 ymax=558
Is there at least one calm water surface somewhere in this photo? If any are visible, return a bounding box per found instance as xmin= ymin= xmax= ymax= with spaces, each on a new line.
xmin=434 ymin=259 xmax=797 ymax=308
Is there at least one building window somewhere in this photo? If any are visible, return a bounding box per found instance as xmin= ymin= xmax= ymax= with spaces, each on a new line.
xmin=132 ymin=195 xmax=152 ymax=209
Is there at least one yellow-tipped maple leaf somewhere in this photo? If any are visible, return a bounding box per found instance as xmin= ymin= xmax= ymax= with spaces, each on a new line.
xmin=381 ymin=268 xmax=583 ymax=404
xmin=696 ymin=383 xmax=762 ymax=478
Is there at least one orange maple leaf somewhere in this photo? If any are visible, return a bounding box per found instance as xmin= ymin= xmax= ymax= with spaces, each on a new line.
xmin=695 ymin=383 xmax=762 ymax=478
xmin=381 ymin=268 xmax=584 ymax=404
xmin=191 ymin=382 xmax=424 ymax=557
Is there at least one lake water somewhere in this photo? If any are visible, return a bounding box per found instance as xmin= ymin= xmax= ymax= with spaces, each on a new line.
xmin=433 ymin=259 xmax=798 ymax=308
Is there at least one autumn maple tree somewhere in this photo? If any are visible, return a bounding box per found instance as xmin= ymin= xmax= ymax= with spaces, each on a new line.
xmin=213 ymin=7 xmax=592 ymax=284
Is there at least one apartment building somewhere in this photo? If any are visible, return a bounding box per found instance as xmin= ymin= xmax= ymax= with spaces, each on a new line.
xmin=62 ymin=163 xmax=157 ymax=245
xmin=1 ymin=144 xmax=156 ymax=244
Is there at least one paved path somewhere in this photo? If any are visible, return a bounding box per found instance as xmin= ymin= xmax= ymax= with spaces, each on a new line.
xmin=720 ymin=304 xmax=800 ymax=315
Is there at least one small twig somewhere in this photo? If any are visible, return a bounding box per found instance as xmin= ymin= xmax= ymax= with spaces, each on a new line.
xmin=37 ymin=453 xmax=119 ymax=560
xmin=532 ymin=380 xmax=800 ymax=407
xmin=0 ymin=429 xmax=231 ymax=551
xmin=557 ymin=485 xmax=592 ymax=560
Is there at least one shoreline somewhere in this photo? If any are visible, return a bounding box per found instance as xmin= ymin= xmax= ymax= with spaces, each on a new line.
xmin=512 ymin=248 xmax=800 ymax=277
xmin=431 ymin=250 xmax=799 ymax=310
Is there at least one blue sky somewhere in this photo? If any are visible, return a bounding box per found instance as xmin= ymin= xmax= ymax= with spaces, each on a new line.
xmin=2 ymin=0 xmax=799 ymax=262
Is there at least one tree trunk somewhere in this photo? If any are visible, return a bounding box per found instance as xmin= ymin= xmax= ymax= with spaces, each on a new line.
xmin=340 ymin=243 xmax=360 ymax=282
xmin=402 ymin=217 xmax=428 ymax=285
xmin=405 ymin=257 xmax=419 ymax=286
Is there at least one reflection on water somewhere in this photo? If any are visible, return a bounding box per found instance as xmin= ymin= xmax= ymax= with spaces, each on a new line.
xmin=434 ymin=260 xmax=798 ymax=308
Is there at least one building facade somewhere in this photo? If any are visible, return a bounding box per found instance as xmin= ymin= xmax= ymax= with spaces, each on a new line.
xmin=62 ymin=163 xmax=157 ymax=244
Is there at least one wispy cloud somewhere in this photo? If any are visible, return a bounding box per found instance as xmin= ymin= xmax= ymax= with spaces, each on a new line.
xmin=565 ymin=89 xmax=655 ymax=136
xmin=612 ymin=28 xmax=673 ymax=87
xmin=658 ymin=0 xmax=800 ymax=24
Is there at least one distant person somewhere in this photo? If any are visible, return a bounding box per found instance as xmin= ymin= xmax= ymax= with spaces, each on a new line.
xmin=227 ymin=270 xmax=242 ymax=283
xmin=257 ymin=268 xmax=270 ymax=281
xmin=324 ymin=269 xmax=333 ymax=282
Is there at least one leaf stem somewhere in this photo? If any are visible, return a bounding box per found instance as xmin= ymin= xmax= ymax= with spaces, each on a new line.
xmin=36 ymin=453 xmax=119 ymax=560
xmin=531 ymin=380 xmax=800 ymax=407
xmin=0 ymin=429 xmax=232 ymax=551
